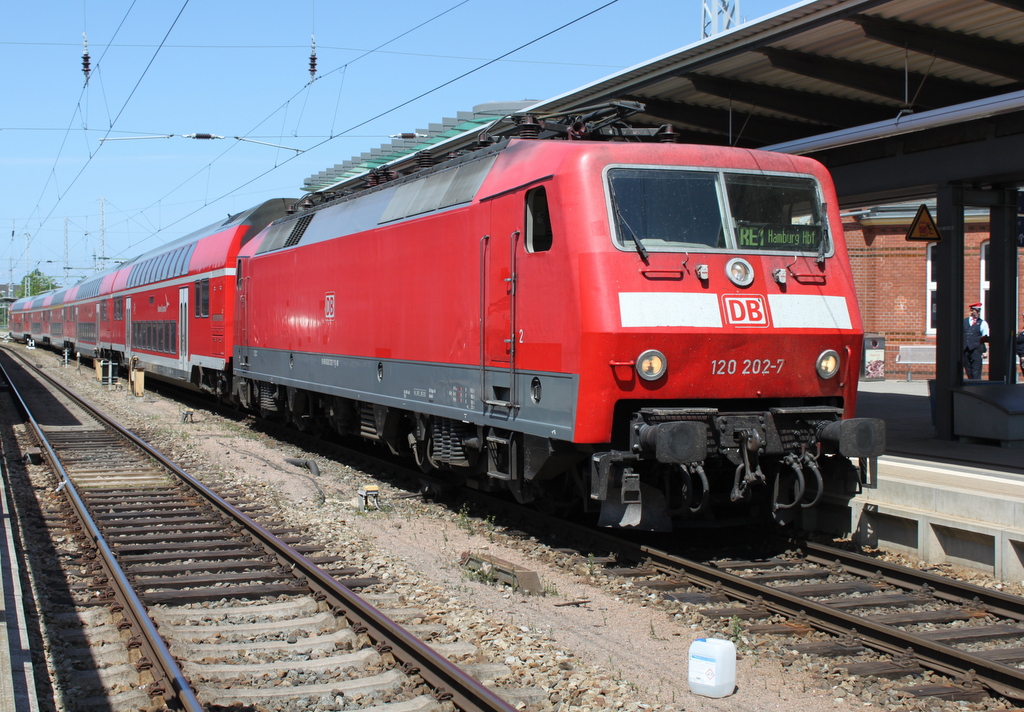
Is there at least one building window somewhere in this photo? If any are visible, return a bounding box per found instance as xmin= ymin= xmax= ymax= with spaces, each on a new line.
xmin=926 ymin=243 xmax=938 ymax=334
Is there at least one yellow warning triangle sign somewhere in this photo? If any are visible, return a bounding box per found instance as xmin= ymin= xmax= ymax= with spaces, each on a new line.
xmin=906 ymin=204 xmax=940 ymax=242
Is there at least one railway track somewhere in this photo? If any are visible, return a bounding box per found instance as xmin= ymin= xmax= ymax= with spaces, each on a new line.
xmin=126 ymin=356 xmax=1024 ymax=705
xmin=13 ymin=340 xmax=1024 ymax=708
xmin=538 ymin=524 xmax=1024 ymax=703
xmin=0 ymin=346 xmax=518 ymax=712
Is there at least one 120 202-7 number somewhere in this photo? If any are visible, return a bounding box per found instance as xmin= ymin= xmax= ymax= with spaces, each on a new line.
xmin=711 ymin=358 xmax=785 ymax=375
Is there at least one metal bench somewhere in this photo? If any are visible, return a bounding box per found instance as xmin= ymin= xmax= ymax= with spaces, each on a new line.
xmin=895 ymin=345 xmax=936 ymax=381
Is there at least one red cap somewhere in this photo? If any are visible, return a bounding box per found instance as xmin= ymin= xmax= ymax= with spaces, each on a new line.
xmin=970 ymin=303 xmax=982 ymax=309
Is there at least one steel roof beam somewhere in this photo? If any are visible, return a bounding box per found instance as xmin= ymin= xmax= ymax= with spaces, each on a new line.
xmin=683 ymin=73 xmax=896 ymax=126
xmin=850 ymin=14 xmax=1024 ymax=81
xmin=758 ymin=48 xmax=1003 ymax=109
xmin=625 ymin=95 xmax=820 ymax=145
xmin=980 ymin=0 xmax=1024 ymax=12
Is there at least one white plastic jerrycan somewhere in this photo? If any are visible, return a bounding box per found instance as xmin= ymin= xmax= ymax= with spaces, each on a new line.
xmin=687 ymin=637 xmax=736 ymax=698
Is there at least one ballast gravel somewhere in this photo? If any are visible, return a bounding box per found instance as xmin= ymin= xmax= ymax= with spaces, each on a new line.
xmin=28 ymin=351 xmax=1024 ymax=712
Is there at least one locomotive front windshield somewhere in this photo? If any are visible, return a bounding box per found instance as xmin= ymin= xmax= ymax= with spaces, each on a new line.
xmin=607 ymin=168 xmax=827 ymax=255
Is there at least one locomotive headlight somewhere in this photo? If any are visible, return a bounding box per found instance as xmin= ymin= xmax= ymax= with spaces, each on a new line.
xmin=725 ymin=257 xmax=755 ymax=287
xmin=816 ymin=349 xmax=840 ymax=379
xmin=637 ymin=349 xmax=667 ymax=381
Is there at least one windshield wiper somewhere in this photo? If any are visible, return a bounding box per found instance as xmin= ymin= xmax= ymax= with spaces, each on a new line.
xmin=608 ymin=183 xmax=649 ymax=262
xmin=623 ymin=217 xmax=649 ymax=262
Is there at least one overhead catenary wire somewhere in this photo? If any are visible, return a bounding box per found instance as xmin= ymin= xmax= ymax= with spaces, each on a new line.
xmin=0 ymin=40 xmax=627 ymax=70
xmin=79 ymin=0 xmax=478 ymax=262
xmin=12 ymin=0 xmax=622 ymax=270
xmin=16 ymin=0 xmax=190 ymax=267
xmin=105 ymin=0 xmax=623 ymax=260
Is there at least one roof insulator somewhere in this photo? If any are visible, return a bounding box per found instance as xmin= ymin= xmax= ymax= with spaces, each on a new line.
xmin=656 ymin=124 xmax=681 ymax=143
xmin=518 ymin=116 xmax=541 ymax=140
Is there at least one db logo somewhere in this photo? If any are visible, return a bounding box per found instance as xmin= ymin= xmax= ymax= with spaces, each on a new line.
xmin=722 ymin=295 xmax=769 ymax=326
xmin=324 ymin=292 xmax=336 ymax=321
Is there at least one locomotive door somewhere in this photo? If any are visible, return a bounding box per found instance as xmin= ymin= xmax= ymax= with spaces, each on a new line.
xmin=178 ymin=286 xmax=189 ymax=373
xmin=237 ymin=257 xmax=250 ymax=369
xmin=482 ymin=195 xmax=521 ymax=409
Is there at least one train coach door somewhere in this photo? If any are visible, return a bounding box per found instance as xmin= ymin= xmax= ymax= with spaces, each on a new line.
xmin=482 ymin=195 xmax=520 ymax=410
xmin=178 ymin=286 xmax=189 ymax=374
xmin=125 ymin=297 xmax=133 ymax=361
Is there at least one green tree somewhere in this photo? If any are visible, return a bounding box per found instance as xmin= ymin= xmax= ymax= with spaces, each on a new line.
xmin=16 ymin=270 xmax=58 ymax=299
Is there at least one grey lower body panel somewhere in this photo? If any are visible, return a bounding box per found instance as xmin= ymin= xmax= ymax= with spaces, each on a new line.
xmin=236 ymin=347 xmax=578 ymax=441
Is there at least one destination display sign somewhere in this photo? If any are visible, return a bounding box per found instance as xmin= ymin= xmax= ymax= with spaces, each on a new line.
xmin=737 ymin=224 xmax=820 ymax=250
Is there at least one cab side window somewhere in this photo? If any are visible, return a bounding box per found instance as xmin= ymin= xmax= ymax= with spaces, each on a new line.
xmin=525 ymin=186 xmax=553 ymax=253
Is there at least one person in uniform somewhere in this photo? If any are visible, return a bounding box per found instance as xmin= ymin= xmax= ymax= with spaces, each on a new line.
xmin=963 ymin=302 xmax=989 ymax=380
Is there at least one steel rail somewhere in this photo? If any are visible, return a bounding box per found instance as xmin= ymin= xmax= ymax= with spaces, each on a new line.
xmin=795 ymin=538 xmax=1024 ymax=622
xmin=638 ymin=544 xmax=1024 ymax=700
xmin=438 ymin=486 xmax=1024 ymax=701
xmin=0 ymin=355 xmax=205 ymax=712
xmin=239 ymin=414 xmax=1024 ymax=701
xmin=2 ymin=348 xmax=517 ymax=712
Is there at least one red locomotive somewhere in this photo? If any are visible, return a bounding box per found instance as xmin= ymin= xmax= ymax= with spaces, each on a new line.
xmin=10 ymin=117 xmax=884 ymax=530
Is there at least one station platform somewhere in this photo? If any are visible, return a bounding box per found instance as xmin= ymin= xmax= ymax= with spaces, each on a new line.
xmin=810 ymin=379 xmax=1024 ymax=582
xmin=855 ymin=379 xmax=1024 ymax=469
xmin=0 ymin=433 xmax=41 ymax=711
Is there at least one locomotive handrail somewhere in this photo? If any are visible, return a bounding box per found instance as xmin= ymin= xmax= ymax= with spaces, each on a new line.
xmin=785 ymin=255 xmax=827 ymax=283
xmin=786 ymin=269 xmax=827 ymax=283
xmin=639 ymin=267 xmax=685 ymax=279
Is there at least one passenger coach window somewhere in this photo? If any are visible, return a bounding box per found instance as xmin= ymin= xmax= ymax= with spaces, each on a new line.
xmin=525 ymin=187 xmax=553 ymax=253
xmin=194 ymin=279 xmax=210 ymax=318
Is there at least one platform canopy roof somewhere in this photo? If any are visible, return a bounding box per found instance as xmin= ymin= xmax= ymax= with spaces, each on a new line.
xmin=308 ymin=0 xmax=1024 ymax=204
xmin=537 ymin=0 xmax=1024 ymax=146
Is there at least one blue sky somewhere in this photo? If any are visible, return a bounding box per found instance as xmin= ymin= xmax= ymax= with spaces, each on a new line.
xmin=1 ymin=0 xmax=797 ymax=286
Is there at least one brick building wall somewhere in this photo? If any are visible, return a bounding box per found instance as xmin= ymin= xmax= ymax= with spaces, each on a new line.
xmin=844 ymin=207 xmax=1024 ymax=381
